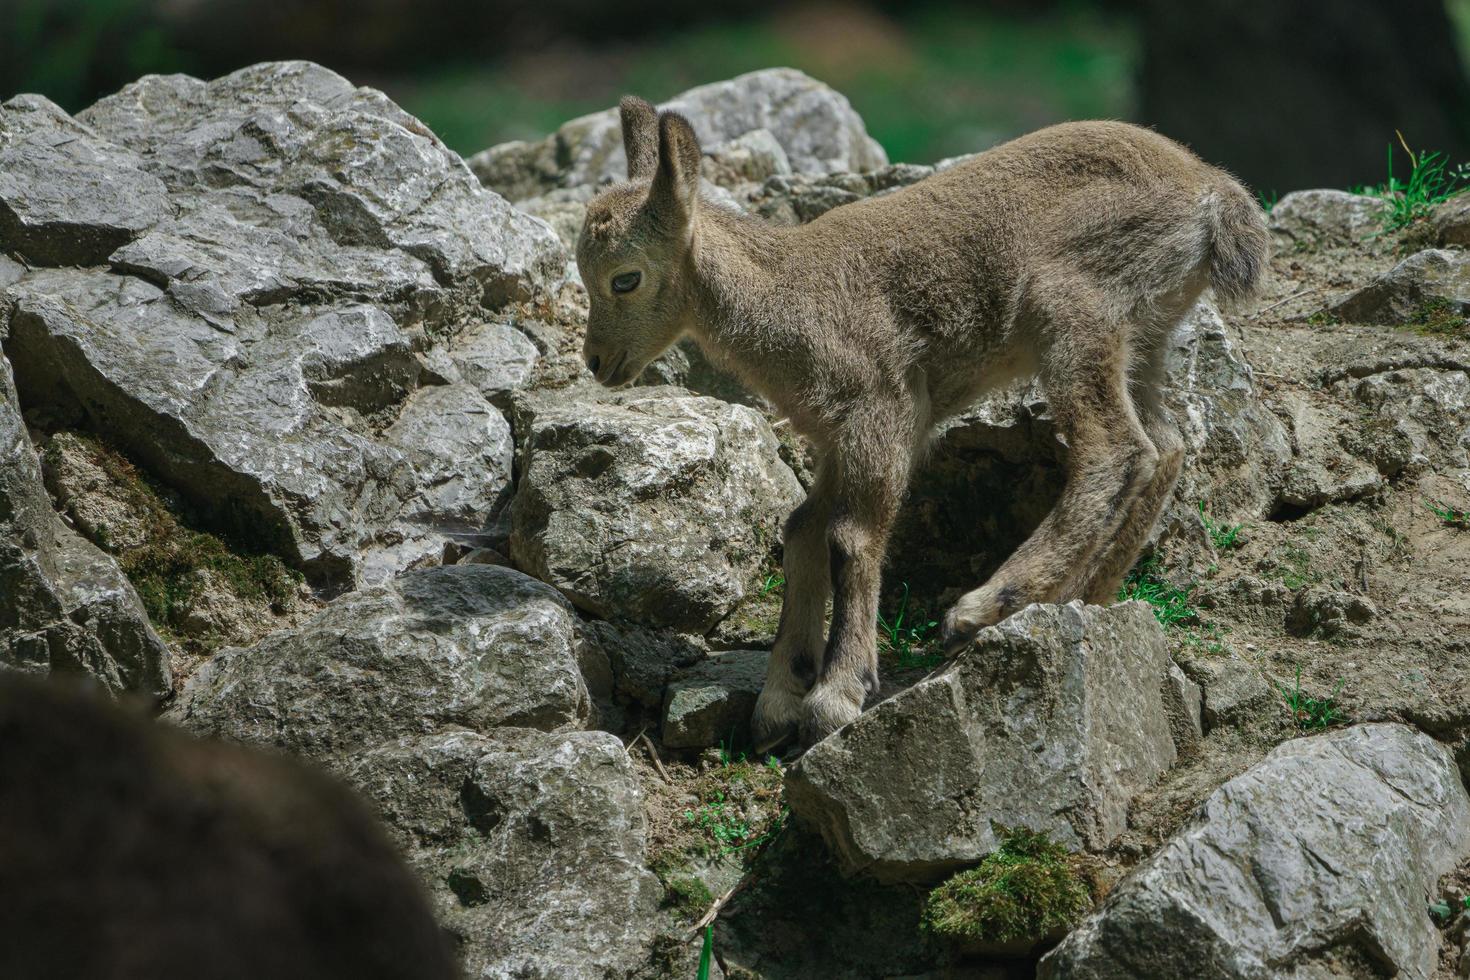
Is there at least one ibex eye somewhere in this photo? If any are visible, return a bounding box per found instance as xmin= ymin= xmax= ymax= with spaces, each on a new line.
xmin=611 ymin=271 xmax=642 ymax=294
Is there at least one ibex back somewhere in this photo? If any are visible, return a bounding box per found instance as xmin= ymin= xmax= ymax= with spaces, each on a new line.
xmin=577 ymin=97 xmax=1269 ymax=749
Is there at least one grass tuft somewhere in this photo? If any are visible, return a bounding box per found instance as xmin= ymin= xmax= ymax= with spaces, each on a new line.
xmin=1279 ymin=666 xmax=1346 ymax=731
xmin=1118 ymin=556 xmax=1197 ymax=628
xmin=681 ymin=749 xmax=786 ymax=857
xmin=1198 ymin=501 xmax=1243 ymax=551
xmin=697 ymin=924 xmax=713 ymax=980
xmin=1427 ymin=498 xmax=1470 ymax=529
xmin=878 ymin=582 xmax=944 ymax=670
xmin=1357 ymin=133 xmax=1470 ymax=233
xmin=1408 ymin=297 xmax=1468 ymax=338
xmin=921 ymin=825 xmax=1091 ymax=946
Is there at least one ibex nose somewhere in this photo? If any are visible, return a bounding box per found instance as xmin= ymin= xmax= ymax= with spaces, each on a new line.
xmin=586 ymin=354 xmax=601 ymax=375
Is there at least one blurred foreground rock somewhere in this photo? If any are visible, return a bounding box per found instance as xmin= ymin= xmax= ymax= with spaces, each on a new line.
xmin=0 ymin=674 xmax=456 ymax=980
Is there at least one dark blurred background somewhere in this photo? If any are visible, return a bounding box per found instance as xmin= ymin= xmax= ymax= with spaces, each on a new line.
xmin=3 ymin=0 xmax=1469 ymax=196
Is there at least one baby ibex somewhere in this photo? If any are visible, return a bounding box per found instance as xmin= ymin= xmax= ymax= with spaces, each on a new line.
xmin=578 ymin=97 xmax=1268 ymax=749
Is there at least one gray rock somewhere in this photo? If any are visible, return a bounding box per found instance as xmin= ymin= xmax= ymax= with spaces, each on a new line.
xmin=79 ymin=62 xmax=564 ymax=300
xmin=344 ymin=728 xmax=664 ymax=980
xmin=1332 ymin=365 xmax=1470 ymax=473
xmin=662 ymin=649 xmax=769 ymax=750
xmin=1286 ymin=587 xmax=1377 ymax=637
xmin=702 ymin=128 xmax=792 ymax=188
xmin=1039 ymin=724 xmax=1470 ymax=980
xmin=510 ymin=385 xmax=802 ymax=632
xmin=1274 ymin=389 xmax=1386 ymax=509
xmin=469 ymin=68 xmax=887 ymax=201
xmin=582 ymin=619 xmax=705 ymax=711
xmin=381 ymin=382 xmax=513 ymax=534
xmin=1331 ymin=247 xmax=1470 ymax=323
xmin=1267 ymin=189 xmax=1391 ymax=246
xmin=445 ymin=320 xmax=540 ymax=409
xmin=1175 ymin=652 xmax=1273 ymax=731
xmin=0 ymin=94 xmax=169 ymax=266
xmin=1161 ymin=660 xmax=1205 ymax=750
xmin=2 ymin=62 xmax=564 ymax=590
xmin=1433 ymin=192 xmax=1470 ymax=247
xmin=785 ymin=602 xmax=1181 ymax=882
xmin=1162 ymin=302 xmax=1293 ymax=519
xmin=0 ymin=350 xmax=169 ymax=697
xmin=169 ymin=564 xmax=591 ymax=761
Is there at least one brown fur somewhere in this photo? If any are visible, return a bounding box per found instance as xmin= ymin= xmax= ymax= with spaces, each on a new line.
xmin=578 ymin=97 xmax=1268 ymax=748
xmin=0 ymin=675 xmax=459 ymax=980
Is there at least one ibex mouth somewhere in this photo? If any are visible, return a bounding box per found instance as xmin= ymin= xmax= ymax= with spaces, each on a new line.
xmin=594 ymin=350 xmax=629 ymax=386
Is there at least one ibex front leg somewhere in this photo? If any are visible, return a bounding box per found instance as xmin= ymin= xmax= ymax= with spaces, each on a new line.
xmin=751 ymin=459 xmax=835 ymax=752
xmin=799 ymin=412 xmax=911 ymax=747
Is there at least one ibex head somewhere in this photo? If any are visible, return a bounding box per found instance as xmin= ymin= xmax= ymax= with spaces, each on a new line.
xmin=576 ymin=96 xmax=703 ymax=387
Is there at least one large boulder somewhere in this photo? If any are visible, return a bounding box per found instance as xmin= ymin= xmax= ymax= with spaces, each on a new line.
xmin=785 ymin=602 xmax=1188 ymax=883
xmin=169 ymin=564 xmax=591 ymax=762
xmin=469 ymin=68 xmax=888 ymax=202
xmin=0 ymin=349 xmax=170 ymax=698
xmin=1040 ymin=724 xmax=1470 ymax=980
xmin=510 ymin=385 xmax=802 ymax=632
xmin=1 ymin=62 xmax=563 ymax=590
xmin=344 ymin=728 xmax=665 ymax=980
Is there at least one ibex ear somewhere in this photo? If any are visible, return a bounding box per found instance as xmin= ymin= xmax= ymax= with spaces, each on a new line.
xmin=620 ymin=96 xmax=658 ymax=181
xmin=648 ymin=111 xmax=702 ymax=231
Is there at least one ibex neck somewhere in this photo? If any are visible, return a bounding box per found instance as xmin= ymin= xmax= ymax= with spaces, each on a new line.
xmin=685 ymin=205 xmax=804 ymax=386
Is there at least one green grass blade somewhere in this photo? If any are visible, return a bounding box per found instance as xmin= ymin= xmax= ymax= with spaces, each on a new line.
xmin=697 ymin=924 xmax=713 ymax=980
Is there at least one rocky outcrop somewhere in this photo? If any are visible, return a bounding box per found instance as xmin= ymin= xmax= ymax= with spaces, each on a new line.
xmin=1267 ymin=189 xmax=1390 ymax=246
xmin=345 ymin=728 xmax=664 ymax=980
xmin=1040 ymin=724 xmax=1470 ymax=980
xmin=510 ymin=385 xmax=802 ymax=632
xmin=170 ymin=564 xmax=591 ymax=761
xmin=0 ymin=350 xmax=170 ymax=698
xmin=468 ymin=68 xmax=887 ymax=202
xmin=785 ymin=602 xmax=1191 ymax=883
xmin=1 ymin=62 xmax=563 ymax=590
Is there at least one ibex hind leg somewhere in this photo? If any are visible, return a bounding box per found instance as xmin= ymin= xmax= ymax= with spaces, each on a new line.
xmin=940 ymin=292 xmax=1158 ymax=652
xmin=1075 ymin=336 xmax=1187 ymax=605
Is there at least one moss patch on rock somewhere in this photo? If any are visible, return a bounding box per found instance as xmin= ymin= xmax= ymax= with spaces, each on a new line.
xmin=921 ymin=825 xmax=1091 ymax=950
xmin=40 ymin=431 xmax=309 ymax=666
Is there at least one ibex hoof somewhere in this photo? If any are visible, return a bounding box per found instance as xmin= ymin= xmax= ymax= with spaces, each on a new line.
xmin=798 ymin=683 xmax=863 ymax=749
xmin=940 ymin=608 xmax=980 ymax=657
xmin=751 ymin=685 xmax=803 ymax=754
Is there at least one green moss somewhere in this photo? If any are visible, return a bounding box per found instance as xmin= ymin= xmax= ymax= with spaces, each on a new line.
xmin=682 ymin=754 xmax=786 ymax=859
xmin=661 ymin=873 xmax=714 ymax=921
xmin=1406 ymin=297 xmax=1468 ymax=338
xmin=45 ymin=432 xmax=300 ymax=645
xmin=921 ymin=826 xmax=1090 ymax=946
